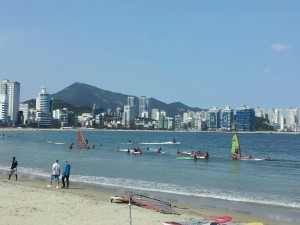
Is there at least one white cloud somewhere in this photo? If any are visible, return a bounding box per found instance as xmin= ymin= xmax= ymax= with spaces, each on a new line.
xmin=271 ymin=44 xmax=290 ymax=51
xmin=263 ymin=68 xmax=271 ymax=73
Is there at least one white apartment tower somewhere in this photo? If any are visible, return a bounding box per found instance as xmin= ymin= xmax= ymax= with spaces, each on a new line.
xmin=0 ymin=79 xmax=20 ymax=124
xmin=139 ymin=96 xmax=149 ymax=118
xmin=255 ymin=107 xmax=265 ymax=118
xmin=36 ymin=88 xmax=53 ymax=126
xmin=285 ymin=108 xmax=299 ymax=131
xmin=122 ymin=96 xmax=136 ymax=129
xmin=0 ymin=94 xmax=8 ymax=123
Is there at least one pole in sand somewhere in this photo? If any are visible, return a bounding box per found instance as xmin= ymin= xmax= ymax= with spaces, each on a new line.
xmin=129 ymin=197 xmax=132 ymax=225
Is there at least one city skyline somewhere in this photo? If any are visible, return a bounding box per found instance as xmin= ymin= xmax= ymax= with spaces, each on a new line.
xmin=1 ymin=1 xmax=299 ymax=110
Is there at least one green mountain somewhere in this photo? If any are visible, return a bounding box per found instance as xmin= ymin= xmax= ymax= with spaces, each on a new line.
xmin=51 ymin=82 xmax=203 ymax=117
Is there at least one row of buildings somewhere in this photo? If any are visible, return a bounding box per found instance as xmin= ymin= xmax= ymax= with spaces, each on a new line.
xmin=0 ymin=79 xmax=300 ymax=132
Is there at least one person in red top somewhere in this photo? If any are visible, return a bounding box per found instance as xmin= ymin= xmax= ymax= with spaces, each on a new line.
xmin=232 ymin=154 xmax=238 ymax=160
xmin=204 ymin=152 xmax=209 ymax=159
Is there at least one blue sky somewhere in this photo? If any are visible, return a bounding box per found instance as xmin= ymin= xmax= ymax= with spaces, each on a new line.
xmin=0 ymin=1 xmax=299 ymax=110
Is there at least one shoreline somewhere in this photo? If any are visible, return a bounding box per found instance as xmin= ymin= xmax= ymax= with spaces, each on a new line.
xmin=0 ymin=171 xmax=298 ymax=225
xmin=0 ymin=127 xmax=300 ymax=135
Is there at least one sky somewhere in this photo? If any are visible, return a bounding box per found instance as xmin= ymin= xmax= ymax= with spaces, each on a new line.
xmin=0 ymin=1 xmax=299 ymax=110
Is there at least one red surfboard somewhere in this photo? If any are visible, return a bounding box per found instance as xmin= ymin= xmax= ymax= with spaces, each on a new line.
xmin=163 ymin=216 xmax=232 ymax=225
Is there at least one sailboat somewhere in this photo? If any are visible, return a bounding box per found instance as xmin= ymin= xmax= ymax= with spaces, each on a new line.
xmin=230 ymin=133 xmax=270 ymax=161
xmin=77 ymin=131 xmax=90 ymax=149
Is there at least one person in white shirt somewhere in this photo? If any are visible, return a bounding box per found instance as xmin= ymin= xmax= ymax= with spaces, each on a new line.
xmin=47 ymin=159 xmax=60 ymax=189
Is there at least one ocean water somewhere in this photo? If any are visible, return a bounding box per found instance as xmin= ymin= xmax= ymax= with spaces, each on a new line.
xmin=0 ymin=130 xmax=299 ymax=214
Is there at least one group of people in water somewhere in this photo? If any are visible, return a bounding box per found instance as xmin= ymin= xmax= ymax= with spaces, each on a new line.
xmin=69 ymin=140 xmax=96 ymax=150
xmin=177 ymin=149 xmax=210 ymax=160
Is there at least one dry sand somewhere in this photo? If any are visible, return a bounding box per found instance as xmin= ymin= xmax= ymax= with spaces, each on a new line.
xmin=0 ymin=172 xmax=290 ymax=225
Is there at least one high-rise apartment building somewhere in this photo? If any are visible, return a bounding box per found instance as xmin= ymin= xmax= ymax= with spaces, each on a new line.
xmin=151 ymin=108 xmax=160 ymax=120
xmin=0 ymin=79 xmax=20 ymax=124
xmin=19 ymin=103 xmax=29 ymax=125
xmin=255 ymin=107 xmax=265 ymax=118
xmin=36 ymin=87 xmax=53 ymax=127
xmin=122 ymin=96 xmax=135 ymax=129
xmin=285 ymin=108 xmax=299 ymax=131
xmin=139 ymin=96 xmax=149 ymax=118
xmin=0 ymin=94 xmax=8 ymax=123
xmin=221 ymin=105 xmax=234 ymax=131
xmin=208 ymin=106 xmax=221 ymax=130
xmin=236 ymin=105 xmax=255 ymax=132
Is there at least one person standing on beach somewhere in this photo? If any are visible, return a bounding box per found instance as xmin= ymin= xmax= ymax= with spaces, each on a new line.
xmin=8 ymin=156 xmax=18 ymax=181
xmin=47 ymin=159 xmax=60 ymax=189
xmin=61 ymin=160 xmax=71 ymax=189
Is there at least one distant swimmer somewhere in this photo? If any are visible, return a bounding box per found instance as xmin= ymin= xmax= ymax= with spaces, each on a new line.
xmin=69 ymin=143 xmax=74 ymax=150
xmin=157 ymin=147 xmax=162 ymax=153
xmin=128 ymin=140 xmax=132 ymax=143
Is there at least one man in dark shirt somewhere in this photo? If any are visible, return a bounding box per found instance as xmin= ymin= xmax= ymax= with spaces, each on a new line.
xmin=8 ymin=156 xmax=18 ymax=181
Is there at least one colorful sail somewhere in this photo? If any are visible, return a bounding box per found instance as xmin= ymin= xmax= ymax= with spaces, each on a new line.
xmin=77 ymin=131 xmax=85 ymax=145
xmin=231 ymin=133 xmax=241 ymax=157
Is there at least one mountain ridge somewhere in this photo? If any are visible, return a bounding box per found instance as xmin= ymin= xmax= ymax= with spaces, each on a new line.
xmin=50 ymin=82 xmax=204 ymax=117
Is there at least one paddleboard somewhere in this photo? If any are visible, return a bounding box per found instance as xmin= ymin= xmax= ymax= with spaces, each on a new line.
xmin=140 ymin=141 xmax=181 ymax=145
xmin=238 ymin=157 xmax=265 ymax=161
xmin=177 ymin=156 xmax=205 ymax=160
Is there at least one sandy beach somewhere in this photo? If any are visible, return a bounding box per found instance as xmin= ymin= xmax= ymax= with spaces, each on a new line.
xmin=0 ymin=171 xmax=293 ymax=225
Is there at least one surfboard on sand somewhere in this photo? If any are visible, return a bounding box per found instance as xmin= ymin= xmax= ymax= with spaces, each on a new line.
xmin=163 ymin=216 xmax=232 ymax=225
xmin=110 ymin=196 xmax=129 ymax=203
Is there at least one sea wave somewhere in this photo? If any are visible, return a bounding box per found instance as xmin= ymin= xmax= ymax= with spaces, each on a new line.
xmin=1 ymin=164 xmax=299 ymax=210
xmin=18 ymin=167 xmax=300 ymax=209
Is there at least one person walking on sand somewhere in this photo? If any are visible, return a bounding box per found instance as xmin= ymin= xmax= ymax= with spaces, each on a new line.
xmin=61 ymin=160 xmax=71 ymax=189
xmin=8 ymin=156 xmax=18 ymax=181
xmin=47 ymin=159 xmax=60 ymax=189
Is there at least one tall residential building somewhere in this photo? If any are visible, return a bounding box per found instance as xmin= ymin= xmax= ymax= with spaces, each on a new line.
xmin=151 ymin=108 xmax=160 ymax=120
xmin=139 ymin=96 xmax=149 ymax=118
xmin=122 ymin=96 xmax=136 ymax=129
xmin=127 ymin=96 xmax=135 ymax=107
xmin=285 ymin=108 xmax=299 ymax=131
xmin=236 ymin=105 xmax=255 ymax=132
xmin=19 ymin=103 xmax=29 ymax=125
xmin=208 ymin=106 xmax=221 ymax=130
xmin=36 ymin=88 xmax=53 ymax=127
xmin=0 ymin=94 xmax=8 ymax=123
xmin=255 ymin=107 xmax=265 ymax=118
xmin=221 ymin=105 xmax=234 ymax=131
xmin=268 ymin=108 xmax=282 ymax=124
xmin=0 ymin=79 xmax=20 ymax=124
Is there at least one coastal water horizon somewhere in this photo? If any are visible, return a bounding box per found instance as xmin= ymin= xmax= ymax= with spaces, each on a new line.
xmin=0 ymin=129 xmax=299 ymax=223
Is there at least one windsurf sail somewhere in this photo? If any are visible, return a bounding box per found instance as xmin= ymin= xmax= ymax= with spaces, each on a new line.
xmin=77 ymin=131 xmax=88 ymax=147
xmin=130 ymin=194 xmax=178 ymax=215
xmin=231 ymin=133 xmax=241 ymax=157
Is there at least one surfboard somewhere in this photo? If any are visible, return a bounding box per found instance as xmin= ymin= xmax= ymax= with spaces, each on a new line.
xmin=243 ymin=223 xmax=264 ymax=225
xmin=204 ymin=216 xmax=232 ymax=223
xmin=164 ymin=216 xmax=232 ymax=225
xmin=163 ymin=222 xmax=216 ymax=225
xmin=110 ymin=196 xmax=129 ymax=203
